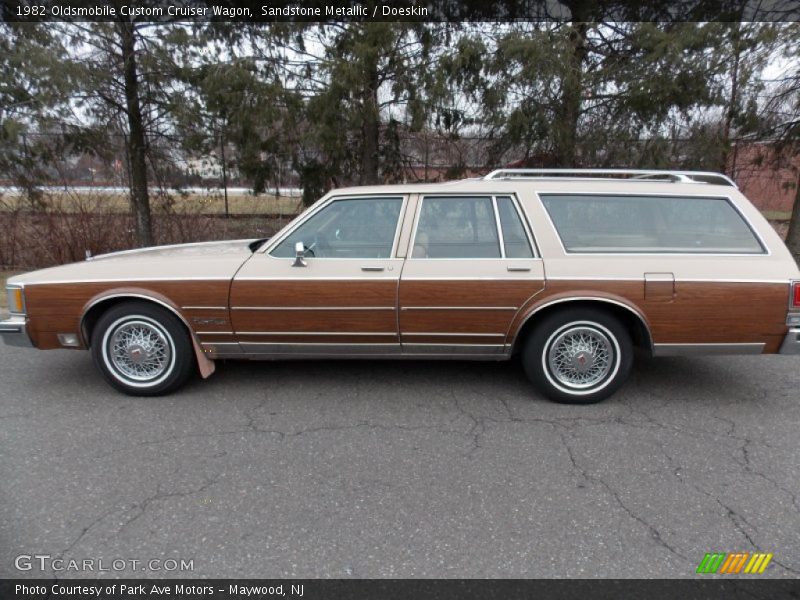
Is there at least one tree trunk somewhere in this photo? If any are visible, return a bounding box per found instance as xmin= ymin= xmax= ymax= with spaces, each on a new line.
xmin=554 ymin=17 xmax=588 ymax=167
xmin=785 ymin=173 xmax=800 ymax=266
xmin=117 ymin=19 xmax=153 ymax=247
xmin=219 ymin=129 xmax=229 ymax=218
xmin=360 ymin=55 xmax=380 ymax=185
xmin=721 ymin=24 xmax=741 ymax=176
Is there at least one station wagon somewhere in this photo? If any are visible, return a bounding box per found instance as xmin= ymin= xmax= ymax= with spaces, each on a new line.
xmin=2 ymin=169 xmax=799 ymax=403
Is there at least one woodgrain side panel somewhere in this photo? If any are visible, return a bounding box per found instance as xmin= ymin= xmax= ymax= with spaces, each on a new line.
xmin=399 ymin=280 xmax=542 ymax=338
xmin=22 ymin=280 xmax=231 ymax=348
xmin=507 ymin=280 xmax=790 ymax=348
xmin=400 ymin=310 xmax=515 ymax=334
xmin=232 ymin=310 xmax=396 ymax=334
xmin=229 ymin=280 xmax=399 ymax=339
xmin=238 ymin=334 xmax=398 ymax=344
xmin=230 ymin=280 xmax=396 ymax=308
xmin=25 ymin=280 xmax=230 ymax=315
xmin=647 ymin=282 xmax=788 ymax=342
xmin=399 ymin=280 xmax=536 ymax=307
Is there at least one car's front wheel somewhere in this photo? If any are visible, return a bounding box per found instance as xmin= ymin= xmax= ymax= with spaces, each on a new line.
xmin=91 ymin=301 xmax=195 ymax=396
xmin=522 ymin=307 xmax=633 ymax=404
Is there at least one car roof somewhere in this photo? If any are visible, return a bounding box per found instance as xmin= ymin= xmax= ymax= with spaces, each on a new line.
xmin=328 ymin=178 xmax=738 ymax=197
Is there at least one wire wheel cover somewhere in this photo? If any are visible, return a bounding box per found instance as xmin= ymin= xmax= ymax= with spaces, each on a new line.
xmin=547 ymin=325 xmax=614 ymax=389
xmin=108 ymin=319 xmax=172 ymax=381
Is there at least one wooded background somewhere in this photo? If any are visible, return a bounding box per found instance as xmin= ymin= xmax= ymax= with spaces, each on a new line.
xmin=2 ymin=18 xmax=799 ymax=261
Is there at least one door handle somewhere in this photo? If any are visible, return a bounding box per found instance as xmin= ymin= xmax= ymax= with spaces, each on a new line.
xmin=361 ymin=266 xmax=385 ymax=272
xmin=507 ymin=266 xmax=531 ymax=272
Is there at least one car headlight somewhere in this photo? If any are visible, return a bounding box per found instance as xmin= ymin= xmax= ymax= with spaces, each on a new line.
xmin=6 ymin=286 xmax=26 ymax=314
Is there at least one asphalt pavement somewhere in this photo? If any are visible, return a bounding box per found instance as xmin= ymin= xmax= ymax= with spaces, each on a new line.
xmin=1 ymin=342 xmax=798 ymax=578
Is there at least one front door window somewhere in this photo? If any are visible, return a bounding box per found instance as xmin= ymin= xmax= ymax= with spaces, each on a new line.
xmin=271 ymin=197 xmax=404 ymax=259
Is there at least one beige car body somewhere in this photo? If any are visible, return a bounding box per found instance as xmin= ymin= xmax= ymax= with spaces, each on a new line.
xmin=3 ymin=170 xmax=799 ymax=398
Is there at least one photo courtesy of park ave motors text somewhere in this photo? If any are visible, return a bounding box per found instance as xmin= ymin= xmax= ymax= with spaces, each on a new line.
xmin=1 ymin=0 xmax=800 ymax=594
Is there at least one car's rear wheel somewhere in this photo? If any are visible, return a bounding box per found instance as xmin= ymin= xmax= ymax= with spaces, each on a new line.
xmin=522 ymin=307 xmax=633 ymax=404
xmin=90 ymin=301 xmax=195 ymax=396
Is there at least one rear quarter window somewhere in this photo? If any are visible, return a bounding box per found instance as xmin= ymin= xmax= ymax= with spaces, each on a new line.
xmin=540 ymin=194 xmax=765 ymax=254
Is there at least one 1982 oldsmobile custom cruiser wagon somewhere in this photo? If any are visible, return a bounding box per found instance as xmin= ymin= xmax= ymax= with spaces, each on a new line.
xmin=2 ymin=169 xmax=799 ymax=403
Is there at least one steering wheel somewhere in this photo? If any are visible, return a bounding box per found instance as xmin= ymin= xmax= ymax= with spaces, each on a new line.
xmin=304 ymin=233 xmax=328 ymax=258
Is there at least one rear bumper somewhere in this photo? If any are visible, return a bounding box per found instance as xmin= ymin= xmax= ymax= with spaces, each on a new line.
xmin=779 ymin=328 xmax=800 ymax=355
xmin=0 ymin=314 xmax=33 ymax=348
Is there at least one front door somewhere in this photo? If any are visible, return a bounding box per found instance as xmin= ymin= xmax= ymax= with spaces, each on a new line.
xmin=230 ymin=195 xmax=407 ymax=357
xmin=399 ymin=194 xmax=545 ymax=357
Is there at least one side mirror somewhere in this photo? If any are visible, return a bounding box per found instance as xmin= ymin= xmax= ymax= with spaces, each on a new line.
xmin=292 ymin=241 xmax=307 ymax=267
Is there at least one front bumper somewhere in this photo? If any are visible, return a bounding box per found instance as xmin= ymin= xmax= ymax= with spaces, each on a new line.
xmin=0 ymin=314 xmax=33 ymax=347
xmin=779 ymin=328 xmax=800 ymax=355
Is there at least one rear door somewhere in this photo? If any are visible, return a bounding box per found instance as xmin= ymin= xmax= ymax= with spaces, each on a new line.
xmin=399 ymin=194 xmax=545 ymax=357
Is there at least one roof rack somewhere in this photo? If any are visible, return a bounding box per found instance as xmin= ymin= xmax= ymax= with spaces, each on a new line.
xmin=482 ymin=169 xmax=737 ymax=187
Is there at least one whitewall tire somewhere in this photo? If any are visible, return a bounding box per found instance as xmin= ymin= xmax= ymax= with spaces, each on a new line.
xmin=522 ymin=307 xmax=633 ymax=404
xmin=91 ymin=301 xmax=195 ymax=396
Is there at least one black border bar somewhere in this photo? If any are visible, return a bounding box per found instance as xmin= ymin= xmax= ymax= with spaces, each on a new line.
xmin=2 ymin=579 xmax=800 ymax=600
xmin=3 ymin=0 xmax=800 ymax=22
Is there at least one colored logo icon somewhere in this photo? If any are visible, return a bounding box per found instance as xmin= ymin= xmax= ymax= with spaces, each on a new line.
xmin=696 ymin=552 xmax=773 ymax=574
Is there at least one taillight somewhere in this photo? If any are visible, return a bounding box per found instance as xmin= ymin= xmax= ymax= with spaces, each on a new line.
xmin=794 ymin=281 xmax=800 ymax=309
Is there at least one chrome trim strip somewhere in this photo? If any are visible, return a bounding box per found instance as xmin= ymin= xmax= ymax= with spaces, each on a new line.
xmin=196 ymin=331 xmax=235 ymax=335
xmin=237 ymin=342 xmax=402 ymax=356
xmin=778 ymin=329 xmax=800 ymax=355
xmin=231 ymin=306 xmax=395 ymax=311
xmin=401 ymin=276 xmax=541 ymax=281
xmin=236 ymin=331 xmax=396 ymax=336
xmin=401 ymin=332 xmax=505 ymax=338
xmin=403 ymin=306 xmax=512 ymax=312
xmin=234 ymin=276 xmax=400 ymax=281
xmin=239 ymin=342 xmax=398 ymax=346
xmin=27 ymin=277 xmax=232 ymax=286
xmin=206 ymin=342 xmax=509 ymax=360
xmin=182 ymin=306 xmax=228 ymax=310
xmin=653 ymin=343 xmax=765 ymax=356
xmin=545 ymin=276 xmax=792 ymax=284
xmin=401 ymin=259 xmax=543 ymax=263
xmin=492 ymin=196 xmax=506 ymax=259
xmin=401 ymin=343 xmax=507 ymax=355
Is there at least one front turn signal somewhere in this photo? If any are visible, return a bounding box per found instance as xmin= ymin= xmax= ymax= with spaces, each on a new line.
xmin=6 ymin=286 xmax=25 ymax=314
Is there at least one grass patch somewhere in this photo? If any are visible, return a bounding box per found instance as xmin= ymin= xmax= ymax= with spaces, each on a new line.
xmin=0 ymin=191 xmax=304 ymax=216
xmin=762 ymin=210 xmax=792 ymax=221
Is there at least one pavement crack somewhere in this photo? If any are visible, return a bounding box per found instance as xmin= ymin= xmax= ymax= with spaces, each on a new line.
xmin=116 ymin=475 xmax=221 ymax=536
xmin=734 ymin=438 xmax=800 ymax=514
xmin=56 ymin=505 xmax=118 ymax=560
xmin=557 ymin=430 xmax=688 ymax=562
